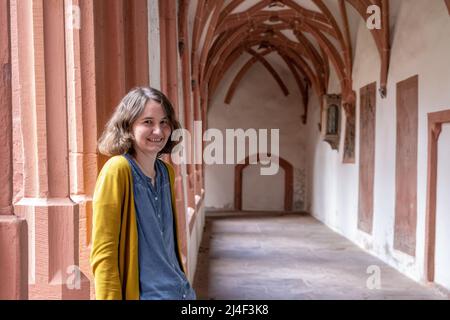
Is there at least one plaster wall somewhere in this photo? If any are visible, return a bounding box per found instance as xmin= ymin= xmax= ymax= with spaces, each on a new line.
xmin=306 ymin=0 xmax=450 ymax=282
xmin=205 ymin=53 xmax=309 ymax=212
xmin=435 ymin=124 xmax=450 ymax=289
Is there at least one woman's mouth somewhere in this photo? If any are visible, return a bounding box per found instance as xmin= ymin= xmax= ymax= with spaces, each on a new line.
xmin=148 ymin=138 xmax=164 ymax=143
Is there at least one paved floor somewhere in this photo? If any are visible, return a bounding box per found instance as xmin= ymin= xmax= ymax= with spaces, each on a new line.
xmin=193 ymin=211 xmax=448 ymax=300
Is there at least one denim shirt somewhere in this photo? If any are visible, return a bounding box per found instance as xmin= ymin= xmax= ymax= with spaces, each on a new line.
xmin=124 ymin=154 xmax=196 ymax=300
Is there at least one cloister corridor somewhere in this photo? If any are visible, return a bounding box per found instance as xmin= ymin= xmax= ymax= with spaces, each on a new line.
xmin=193 ymin=212 xmax=447 ymax=300
xmin=1 ymin=0 xmax=450 ymax=300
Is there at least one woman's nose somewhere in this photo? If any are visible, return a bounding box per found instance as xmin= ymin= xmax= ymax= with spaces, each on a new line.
xmin=152 ymin=125 xmax=162 ymax=135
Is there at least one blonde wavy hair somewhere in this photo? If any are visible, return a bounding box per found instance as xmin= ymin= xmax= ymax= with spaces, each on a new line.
xmin=97 ymin=87 xmax=182 ymax=157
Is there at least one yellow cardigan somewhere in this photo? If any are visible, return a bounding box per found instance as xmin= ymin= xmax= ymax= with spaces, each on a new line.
xmin=90 ymin=155 xmax=186 ymax=300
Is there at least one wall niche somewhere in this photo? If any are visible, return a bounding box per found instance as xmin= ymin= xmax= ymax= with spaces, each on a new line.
xmin=321 ymin=94 xmax=341 ymax=150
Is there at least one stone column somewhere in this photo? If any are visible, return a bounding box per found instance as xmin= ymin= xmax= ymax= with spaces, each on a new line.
xmin=194 ymin=85 xmax=204 ymax=202
xmin=178 ymin=0 xmax=196 ymax=212
xmin=64 ymin=0 xmax=99 ymax=299
xmin=0 ymin=0 xmax=28 ymax=300
xmin=124 ymin=0 xmax=149 ymax=90
xmin=93 ymin=0 xmax=127 ymax=171
xmin=13 ymin=0 xmax=88 ymax=299
xmin=159 ymin=0 xmax=189 ymax=274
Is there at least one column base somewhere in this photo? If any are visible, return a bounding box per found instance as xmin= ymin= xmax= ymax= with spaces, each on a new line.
xmin=15 ymin=197 xmax=91 ymax=299
xmin=29 ymin=272 xmax=91 ymax=300
xmin=72 ymin=195 xmax=95 ymax=300
xmin=0 ymin=215 xmax=28 ymax=299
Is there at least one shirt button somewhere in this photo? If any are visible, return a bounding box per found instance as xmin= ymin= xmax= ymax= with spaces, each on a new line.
xmin=155 ymin=197 xmax=158 ymax=201
xmin=183 ymin=294 xmax=186 ymax=299
xmin=158 ymin=214 xmax=161 ymax=218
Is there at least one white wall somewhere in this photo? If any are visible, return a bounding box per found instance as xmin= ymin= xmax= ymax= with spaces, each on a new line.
xmin=242 ymin=164 xmax=285 ymax=211
xmin=205 ymin=53 xmax=309 ymax=212
xmin=307 ymin=0 xmax=450 ymax=282
xmin=435 ymin=124 xmax=450 ymax=290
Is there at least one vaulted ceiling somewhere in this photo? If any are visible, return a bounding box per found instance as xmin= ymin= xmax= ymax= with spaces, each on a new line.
xmin=183 ymin=0 xmax=392 ymax=122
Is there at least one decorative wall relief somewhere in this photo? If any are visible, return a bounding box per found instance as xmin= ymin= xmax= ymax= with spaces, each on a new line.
xmin=343 ymin=102 xmax=356 ymax=163
xmin=394 ymin=75 xmax=419 ymax=256
xmin=358 ymin=82 xmax=377 ymax=234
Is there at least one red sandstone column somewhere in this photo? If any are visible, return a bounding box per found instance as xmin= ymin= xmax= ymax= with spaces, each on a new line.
xmin=159 ymin=0 xmax=189 ymax=273
xmin=124 ymin=0 xmax=149 ymax=90
xmin=13 ymin=0 xmax=87 ymax=299
xmin=0 ymin=0 xmax=28 ymax=300
xmin=65 ymin=0 xmax=98 ymax=299
xmin=193 ymin=81 xmax=204 ymax=199
xmin=179 ymin=0 xmax=196 ymax=211
xmin=93 ymin=0 xmax=127 ymax=171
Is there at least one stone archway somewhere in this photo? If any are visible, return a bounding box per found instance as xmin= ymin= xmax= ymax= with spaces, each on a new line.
xmin=234 ymin=155 xmax=293 ymax=211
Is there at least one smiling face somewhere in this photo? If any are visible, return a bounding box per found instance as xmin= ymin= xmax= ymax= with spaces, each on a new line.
xmin=131 ymin=100 xmax=172 ymax=158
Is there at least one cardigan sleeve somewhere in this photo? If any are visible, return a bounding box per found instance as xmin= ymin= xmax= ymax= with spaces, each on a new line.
xmin=90 ymin=157 xmax=127 ymax=300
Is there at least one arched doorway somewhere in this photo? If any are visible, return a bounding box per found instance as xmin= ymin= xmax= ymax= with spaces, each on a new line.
xmin=234 ymin=155 xmax=293 ymax=211
xmin=425 ymin=109 xmax=450 ymax=290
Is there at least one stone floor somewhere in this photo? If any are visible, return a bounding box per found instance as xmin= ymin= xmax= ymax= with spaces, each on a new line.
xmin=193 ymin=211 xmax=448 ymax=300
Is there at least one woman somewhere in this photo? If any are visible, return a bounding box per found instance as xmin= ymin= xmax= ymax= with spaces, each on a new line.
xmin=90 ymin=87 xmax=196 ymax=300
